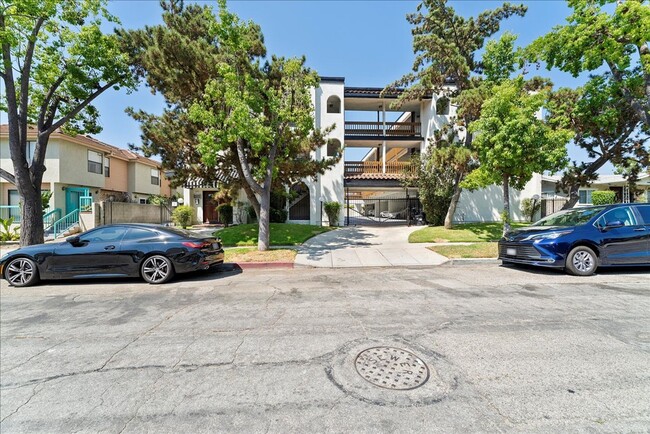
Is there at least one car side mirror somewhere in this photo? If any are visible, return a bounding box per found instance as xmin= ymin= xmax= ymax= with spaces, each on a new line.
xmin=66 ymin=235 xmax=81 ymax=245
xmin=604 ymin=220 xmax=624 ymax=230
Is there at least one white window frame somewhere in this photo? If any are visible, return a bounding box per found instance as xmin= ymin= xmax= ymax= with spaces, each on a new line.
xmin=26 ymin=141 xmax=36 ymax=166
xmin=104 ymin=157 xmax=110 ymax=177
xmin=88 ymin=150 xmax=103 ymax=174
xmin=578 ymin=189 xmax=595 ymax=205
xmin=150 ymin=168 xmax=160 ymax=186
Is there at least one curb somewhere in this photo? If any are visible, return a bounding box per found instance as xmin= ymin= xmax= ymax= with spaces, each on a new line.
xmin=448 ymin=258 xmax=499 ymax=265
xmin=234 ymin=262 xmax=294 ymax=270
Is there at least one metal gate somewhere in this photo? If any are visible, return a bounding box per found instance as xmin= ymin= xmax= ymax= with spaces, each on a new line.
xmin=345 ymin=193 xmax=423 ymax=226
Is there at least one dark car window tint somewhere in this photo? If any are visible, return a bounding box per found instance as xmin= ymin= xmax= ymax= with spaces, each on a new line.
xmin=160 ymin=227 xmax=202 ymax=238
xmin=534 ymin=206 xmax=607 ymax=227
xmin=597 ymin=207 xmax=637 ymax=227
xmin=79 ymin=227 xmax=128 ymax=242
xmin=633 ymin=205 xmax=650 ymax=224
xmin=125 ymin=228 xmax=160 ymax=241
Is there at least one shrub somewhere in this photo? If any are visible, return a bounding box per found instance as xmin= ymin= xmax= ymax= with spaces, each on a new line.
xmin=521 ymin=198 xmax=541 ymax=222
xmin=172 ymin=205 xmax=194 ymax=228
xmin=217 ymin=204 xmax=233 ymax=227
xmin=324 ymin=201 xmax=342 ymax=226
xmin=591 ymin=190 xmax=617 ymax=205
xmin=270 ymin=208 xmax=287 ymax=223
xmin=0 ymin=217 xmax=20 ymax=242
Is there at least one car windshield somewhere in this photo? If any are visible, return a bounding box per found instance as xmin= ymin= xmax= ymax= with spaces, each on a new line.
xmin=533 ymin=206 xmax=607 ymax=227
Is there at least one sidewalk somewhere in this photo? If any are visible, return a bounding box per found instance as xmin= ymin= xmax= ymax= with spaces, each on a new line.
xmin=295 ymin=225 xmax=449 ymax=268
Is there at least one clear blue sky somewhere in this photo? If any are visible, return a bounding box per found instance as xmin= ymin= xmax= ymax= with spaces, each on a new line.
xmin=92 ymin=0 xmax=594 ymax=167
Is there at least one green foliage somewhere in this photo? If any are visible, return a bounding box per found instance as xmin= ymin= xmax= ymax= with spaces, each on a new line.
xmin=217 ymin=204 xmax=233 ymax=227
xmin=214 ymin=223 xmax=332 ymax=247
xmin=246 ymin=205 xmax=257 ymax=223
xmin=323 ymin=202 xmax=342 ymax=227
xmin=41 ymin=191 xmax=53 ymax=213
xmin=0 ymin=218 xmax=21 ymax=242
xmin=528 ymin=0 xmax=650 ymax=128
xmin=172 ymin=205 xmax=194 ymax=228
xmin=591 ymin=190 xmax=617 ymax=205
xmin=147 ymin=194 xmax=169 ymax=205
xmin=521 ymin=198 xmax=542 ymax=223
xmin=409 ymin=222 xmax=529 ymax=243
xmin=270 ymin=208 xmax=288 ymax=224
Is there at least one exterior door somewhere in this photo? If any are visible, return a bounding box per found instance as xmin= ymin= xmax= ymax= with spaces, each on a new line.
xmin=597 ymin=206 xmax=648 ymax=265
xmin=65 ymin=187 xmax=89 ymax=215
xmin=202 ymin=191 xmax=219 ymax=223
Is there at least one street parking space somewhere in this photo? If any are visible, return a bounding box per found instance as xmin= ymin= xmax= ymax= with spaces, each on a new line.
xmin=1 ymin=263 xmax=649 ymax=433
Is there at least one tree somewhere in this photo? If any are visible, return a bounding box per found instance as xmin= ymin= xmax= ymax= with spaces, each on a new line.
xmin=1 ymin=0 xmax=135 ymax=246
xmin=123 ymin=1 xmax=337 ymax=250
xmin=386 ymin=0 xmax=527 ymax=228
xmin=529 ymin=0 xmax=650 ymax=129
xmin=547 ymin=75 xmax=649 ymax=208
xmin=463 ymin=78 xmax=572 ymax=234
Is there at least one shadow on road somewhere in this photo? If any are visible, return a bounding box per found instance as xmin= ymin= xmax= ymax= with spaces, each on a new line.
xmin=501 ymin=263 xmax=650 ymax=276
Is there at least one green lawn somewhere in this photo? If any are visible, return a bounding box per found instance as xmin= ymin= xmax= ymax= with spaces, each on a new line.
xmin=215 ymin=223 xmax=332 ymax=247
xmin=409 ymin=222 xmax=529 ymax=243
xmin=428 ymin=242 xmax=498 ymax=259
xmin=224 ymin=247 xmax=297 ymax=263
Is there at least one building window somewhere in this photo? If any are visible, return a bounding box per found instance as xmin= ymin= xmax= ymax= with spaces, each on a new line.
xmin=327 ymin=139 xmax=341 ymax=157
xmin=578 ymin=190 xmax=593 ymax=204
xmin=104 ymin=157 xmax=110 ymax=177
xmin=26 ymin=141 xmax=36 ymax=166
xmin=436 ymin=97 xmax=450 ymax=115
xmin=88 ymin=150 xmax=103 ymax=174
xmin=151 ymin=168 xmax=160 ymax=186
xmin=326 ymin=95 xmax=341 ymax=114
xmin=139 ymin=198 xmax=147 ymax=204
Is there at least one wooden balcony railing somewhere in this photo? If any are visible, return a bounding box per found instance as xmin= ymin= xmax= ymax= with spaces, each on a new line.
xmin=344 ymin=161 xmax=418 ymax=177
xmin=345 ymin=121 xmax=421 ymax=137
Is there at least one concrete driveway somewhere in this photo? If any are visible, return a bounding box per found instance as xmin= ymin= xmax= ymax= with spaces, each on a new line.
xmin=295 ymin=225 xmax=448 ymax=268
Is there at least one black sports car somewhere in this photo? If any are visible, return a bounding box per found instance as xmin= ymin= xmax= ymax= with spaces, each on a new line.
xmin=0 ymin=224 xmax=224 ymax=287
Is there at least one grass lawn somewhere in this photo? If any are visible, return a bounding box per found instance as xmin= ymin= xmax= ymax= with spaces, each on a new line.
xmin=409 ymin=222 xmax=529 ymax=243
xmin=428 ymin=242 xmax=498 ymax=259
xmin=215 ymin=223 xmax=332 ymax=247
xmin=224 ymin=247 xmax=297 ymax=263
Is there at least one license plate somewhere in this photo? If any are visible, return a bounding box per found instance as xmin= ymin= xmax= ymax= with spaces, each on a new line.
xmin=506 ymin=248 xmax=517 ymax=256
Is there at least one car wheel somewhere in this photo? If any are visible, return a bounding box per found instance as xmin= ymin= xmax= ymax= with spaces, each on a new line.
xmin=566 ymin=246 xmax=597 ymax=276
xmin=4 ymin=257 xmax=40 ymax=287
xmin=140 ymin=255 xmax=175 ymax=284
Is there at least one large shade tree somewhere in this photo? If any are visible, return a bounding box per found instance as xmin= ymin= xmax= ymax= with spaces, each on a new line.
xmin=0 ymin=0 xmax=135 ymax=246
xmin=122 ymin=1 xmax=337 ymax=250
xmin=529 ymin=0 xmax=650 ymax=129
xmin=386 ymin=0 xmax=527 ymax=228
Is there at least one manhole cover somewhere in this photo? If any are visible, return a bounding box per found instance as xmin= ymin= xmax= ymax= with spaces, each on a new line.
xmin=355 ymin=347 xmax=430 ymax=390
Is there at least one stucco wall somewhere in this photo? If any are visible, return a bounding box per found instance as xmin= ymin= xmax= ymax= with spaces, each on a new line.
xmin=99 ymin=201 xmax=167 ymax=225
xmin=0 ymin=137 xmax=61 ymax=183
xmin=57 ymin=140 xmax=105 ymax=187
xmin=104 ymin=157 xmax=128 ymax=192
xmin=129 ymin=162 xmax=160 ymax=196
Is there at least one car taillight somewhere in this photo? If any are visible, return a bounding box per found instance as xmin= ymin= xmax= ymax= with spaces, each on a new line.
xmin=182 ymin=241 xmax=210 ymax=249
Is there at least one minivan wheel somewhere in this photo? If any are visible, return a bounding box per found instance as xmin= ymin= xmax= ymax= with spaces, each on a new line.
xmin=5 ymin=257 xmax=40 ymax=287
xmin=566 ymin=246 xmax=597 ymax=276
xmin=141 ymin=255 xmax=174 ymax=284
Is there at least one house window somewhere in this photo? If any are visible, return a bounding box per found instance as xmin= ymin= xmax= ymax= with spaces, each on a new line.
xmin=436 ymin=97 xmax=450 ymax=115
xmin=151 ymin=168 xmax=160 ymax=185
xmin=578 ymin=189 xmax=593 ymax=204
xmin=88 ymin=150 xmax=103 ymax=174
xmin=26 ymin=141 xmax=36 ymax=166
xmin=327 ymin=139 xmax=341 ymax=157
xmin=326 ymin=95 xmax=341 ymax=114
xmin=104 ymin=158 xmax=110 ymax=177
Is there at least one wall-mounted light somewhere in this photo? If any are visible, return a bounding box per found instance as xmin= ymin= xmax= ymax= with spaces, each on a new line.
xmin=61 ymin=186 xmax=66 ymax=191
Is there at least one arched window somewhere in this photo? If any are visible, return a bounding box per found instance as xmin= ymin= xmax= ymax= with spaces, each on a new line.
xmin=326 ymin=95 xmax=341 ymax=114
xmin=436 ymin=96 xmax=450 ymax=115
xmin=289 ymin=183 xmax=310 ymax=220
xmin=327 ymin=139 xmax=341 ymax=157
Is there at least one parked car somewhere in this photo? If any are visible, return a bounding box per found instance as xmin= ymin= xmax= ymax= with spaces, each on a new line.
xmin=499 ymin=203 xmax=650 ymax=276
xmin=0 ymin=224 xmax=224 ymax=287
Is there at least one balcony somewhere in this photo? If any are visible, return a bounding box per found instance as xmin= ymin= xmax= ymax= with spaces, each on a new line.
xmin=344 ymin=161 xmax=417 ymax=179
xmin=345 ymin=121 xmax=421 ymax=138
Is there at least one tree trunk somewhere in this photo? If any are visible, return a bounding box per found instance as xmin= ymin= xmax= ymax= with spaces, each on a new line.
xmin=257 ymin=190 xmax=271 ymax=251
xmin=444 ymin=173 xmax=463 ymax=229
xmin=502 ymin=174 xmax=511 ymax=236
xmin=20 ymin=185 xmax=45 ymax=246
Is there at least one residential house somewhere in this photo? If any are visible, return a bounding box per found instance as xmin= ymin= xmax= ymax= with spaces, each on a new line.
xmin=0 ymin=125 xmax=172 ymax=225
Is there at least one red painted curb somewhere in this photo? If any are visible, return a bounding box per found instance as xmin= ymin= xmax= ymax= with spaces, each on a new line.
xmin=235 ymin=262 xmax=295 ymax=270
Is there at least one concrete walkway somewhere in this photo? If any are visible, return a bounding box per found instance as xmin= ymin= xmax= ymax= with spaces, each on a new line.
xmin=295 ymin=225 xmax=449 ymax=268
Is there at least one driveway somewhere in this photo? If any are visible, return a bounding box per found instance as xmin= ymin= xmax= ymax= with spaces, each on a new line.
xmin=1 ymin=264 xmax=648 ymax=432
xmin=295 ymin=225 xmax=448 ymax=267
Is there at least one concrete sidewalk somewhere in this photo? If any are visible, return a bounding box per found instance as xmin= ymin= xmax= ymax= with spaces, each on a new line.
xmin=295 ymin=225 xmax=448 ymax=268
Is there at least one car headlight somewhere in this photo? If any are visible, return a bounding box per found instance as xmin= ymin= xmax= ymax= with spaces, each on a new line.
xmin=523 ymin=230 xmax=573 ymax=241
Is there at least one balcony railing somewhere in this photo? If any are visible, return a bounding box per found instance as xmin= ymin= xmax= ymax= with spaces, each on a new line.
xmin=344 ymin=161 xmax=417 ymax=177
xmin=345 ymin=121 xmax=421 ymax=137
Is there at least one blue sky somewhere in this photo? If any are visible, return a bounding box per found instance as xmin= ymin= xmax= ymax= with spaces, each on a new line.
xmin=92 ymin=0 xmax=594 ymax=165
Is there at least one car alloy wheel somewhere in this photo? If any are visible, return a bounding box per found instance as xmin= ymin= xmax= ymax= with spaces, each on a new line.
xmin=566 ymin=246 xmax=597 ymax=276
xmin=5 ymin=258 xmax=39 ymax=287
xmin=141 ymin=255 xmax=174 ymax=284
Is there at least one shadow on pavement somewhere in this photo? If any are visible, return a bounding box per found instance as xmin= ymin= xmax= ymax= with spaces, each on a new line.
xmin=501 ymin=263 xmax=650 ymax=276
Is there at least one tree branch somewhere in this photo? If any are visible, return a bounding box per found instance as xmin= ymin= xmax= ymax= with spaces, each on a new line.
xmin=20 ymin=17 xmax=45 ymax=141
xmin=37 ymin=74 xmax=66 ymax=129
xmin=235 ymin=137 xmax=264 ymax=196
xmin=0 ymin=168 xmax=16 ymax=184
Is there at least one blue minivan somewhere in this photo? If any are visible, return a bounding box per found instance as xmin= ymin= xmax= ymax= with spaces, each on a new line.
xmin=499 ymin=203 xmax=650 ymax=275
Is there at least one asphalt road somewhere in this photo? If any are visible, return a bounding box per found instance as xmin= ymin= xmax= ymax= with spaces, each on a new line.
xmin=1 ymin=263 xmax=649 ymax=433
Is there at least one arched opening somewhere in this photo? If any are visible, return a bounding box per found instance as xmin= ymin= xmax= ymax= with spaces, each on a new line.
xmin=327 ymin=138 xmax=341 ymax=157
xmin=326 ymin=95 xmax=341 ymax=114
xmin=289 ymin=183 xmax=310 ymax=220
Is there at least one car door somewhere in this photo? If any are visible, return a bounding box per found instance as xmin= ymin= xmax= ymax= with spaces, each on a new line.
xmin=631 ymin=204 xmax=650 ymax=264
xmin=49 ymin=226 xmax=129 ymax=276
xmin=596 ymin=206 xmax=648 ymax=265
